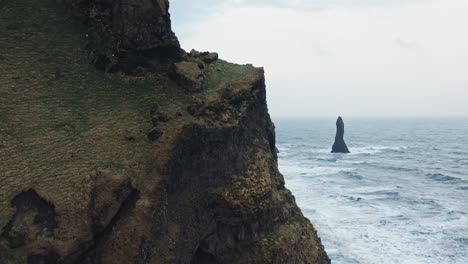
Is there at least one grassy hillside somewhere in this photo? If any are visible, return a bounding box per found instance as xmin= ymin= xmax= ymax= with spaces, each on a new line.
xmin=0 ymin=1 xmax=329 ymax=263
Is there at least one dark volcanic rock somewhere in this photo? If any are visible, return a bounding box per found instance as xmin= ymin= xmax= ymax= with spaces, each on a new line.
xmin=151 ymin=112 xmax=171 ymax=125
xmin=65 ymin=0 xmax=182 ymax=72
xmin=200 ymin=52 xmax=218 ymax=63
xmin=147 ymin=128 xmax=163 ymax=141
xmin=0 ymin=190 xmax=57 ymax=249
xmin=189 ymin=49 xmax=219 ymax=64
xmin=331 ymin=116 xmax=350 ymax=153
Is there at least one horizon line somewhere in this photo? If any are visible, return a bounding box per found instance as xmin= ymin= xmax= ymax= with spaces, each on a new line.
xmin=272 ymin=115 xmax=468 ymax=118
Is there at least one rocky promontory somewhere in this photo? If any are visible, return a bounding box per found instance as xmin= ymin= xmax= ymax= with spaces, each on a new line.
xmin=0 ymin=0 xmax=330 ymax=263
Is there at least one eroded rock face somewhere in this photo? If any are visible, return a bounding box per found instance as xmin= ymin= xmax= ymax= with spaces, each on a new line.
xmin=0 ymin=190 xmax=57 ymax=249
xmin=65 ymin=0 xmax=181 ymax=72
xmin=189 ymin=49 xmax=219 ymax=64
xmin=331 ymin=116 xmax=350 ymax=153
xmin=171 ymin=50 xmax=219 ymax=92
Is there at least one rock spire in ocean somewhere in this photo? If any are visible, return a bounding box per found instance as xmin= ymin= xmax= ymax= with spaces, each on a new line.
xmin=331 ymin=116 xmax=350 ymax=153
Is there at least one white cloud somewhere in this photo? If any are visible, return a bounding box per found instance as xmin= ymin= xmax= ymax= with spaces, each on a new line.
xmin=173 ymin=0 xmax=468 ymax=117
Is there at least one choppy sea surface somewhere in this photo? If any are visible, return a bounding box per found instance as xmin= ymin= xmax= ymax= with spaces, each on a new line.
xmin=275 ymin=117 xmax=468 ymax=264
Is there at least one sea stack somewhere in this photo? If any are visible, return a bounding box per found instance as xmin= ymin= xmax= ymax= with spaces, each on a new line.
xmin=332 ymin=116 xmax=350 ymax=153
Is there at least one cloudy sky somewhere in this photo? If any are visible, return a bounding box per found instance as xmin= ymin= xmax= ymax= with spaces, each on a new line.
xmin=170 ymin=0 xmax=468 ymax=117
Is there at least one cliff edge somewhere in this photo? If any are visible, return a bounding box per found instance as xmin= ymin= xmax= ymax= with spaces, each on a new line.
xmin=0 ymin=0 xmax=330 ymax=263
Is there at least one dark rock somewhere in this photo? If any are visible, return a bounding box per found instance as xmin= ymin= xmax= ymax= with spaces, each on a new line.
xmin=27 ymin=252 xmax=60 ymax=264
xmin=173 ymin=61 xmax=206 ymax=92
xmin=64 ymin=0 xmax=182 ymax=73
xmin=187 ymin=97 xmax=206 ymax=116
xmin=131 ymin=66 xmax=148 ymax=77
xmin=149 ymin=104 xmax=172 ymax=125
xmin=125 ymin=136 xmax=136 ymax=142
xmin=147 ymin=128 xmax=163 ymax=141
xmin=189 ymin=49 xmax=201 ymax=57
xmin=1 ymin=190 xmax=57 ymax=249
xmin=201 ymin=52 xmax=219 ymax=63
xmin=187 ymin=57 xmax=205 ymax=69
xmin=88 ymin=170 xmax=135 ymax=233
xmin=164 ymin=77 xmax=330 ymax=264
xmin=150 ymin=105 xmax=171 ymax=125
xmin=63 ymin=171 xmax=140 ymax=264
xmin=151 ymin=112 xmax=171 ymax=125
xmin=189 ymin=49 xmax=219 ymax=64
xmin=331 ymin=116 xmax=350 ymax=153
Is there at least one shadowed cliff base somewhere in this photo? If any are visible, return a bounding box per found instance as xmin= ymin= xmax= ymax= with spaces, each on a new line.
xmin=0 ymin=0 xmax=330 ymax=263
xmin=331 ymin=116 xmax=350 ymax=153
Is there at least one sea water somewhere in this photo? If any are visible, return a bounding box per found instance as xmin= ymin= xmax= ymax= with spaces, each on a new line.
xmin=275 ymin=117 xmax=468 ymax=264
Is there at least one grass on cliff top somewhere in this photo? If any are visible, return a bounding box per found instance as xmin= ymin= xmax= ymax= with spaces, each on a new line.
xmin=0 ymin=0 xmax=191 ymax=225
xmin=0 ymin=0 xmax=263 ymax=228
xmin=202 ymin=60 xmax=262 ymax=102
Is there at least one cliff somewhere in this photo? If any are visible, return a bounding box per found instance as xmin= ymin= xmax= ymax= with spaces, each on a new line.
xmin=0 ymin=0 xmax=330 ymax=263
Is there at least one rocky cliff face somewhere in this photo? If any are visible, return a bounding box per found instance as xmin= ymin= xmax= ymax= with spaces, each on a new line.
xmin=0 ymin=0 xmax=330 ymax=263
xmin=64 ymin=0 xmax=182 ymax=73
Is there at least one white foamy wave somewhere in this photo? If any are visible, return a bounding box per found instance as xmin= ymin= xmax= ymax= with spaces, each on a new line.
xmin=279 ymin=162 xmax=355 ymax=177
xmin=338 ymin=160 xmax=369 ymax=165
xmin=304 ymin=166 xmax=356 ymax=176
xmin=275 ymin=118 xmax=468 ymax=264
xmin=311 ymin=146 xmax=406 ymax=155
xmin=350 ymin=146 xmax=407 ymax=155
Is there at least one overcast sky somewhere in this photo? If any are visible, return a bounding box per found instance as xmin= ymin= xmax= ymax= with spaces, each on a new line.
xmin=170 ymin=0 xmax=468 ymax=117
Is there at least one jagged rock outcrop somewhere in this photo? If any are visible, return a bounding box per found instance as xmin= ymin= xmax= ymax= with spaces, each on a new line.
xmin=331 ymin=116 xmax=350 ymax=153
xmin=170 ymin=49 xmax=219 ymax=92
xmin=0 ymin=0 xmax=330 ymax=263
xmin=173 ymin=61 xmax=206 ymax=92
xmin=64 ymin=0 xmax=182 ymax=72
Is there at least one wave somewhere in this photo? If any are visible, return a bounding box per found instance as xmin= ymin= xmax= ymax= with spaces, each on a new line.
xmin=449 ymin=151 xmax=468 ymax=155
xmin=426 ymin=173 xmax=463 ymax=183
xmin=276 ymin=118 xmax=468 ymax=264
xmin=379 ymin=166 xmax=420 ymax=173
xmin=279 ymin=162 xmax=356 ymax=177
xmin=316 ymin=157 xmax=338 ymax=162
xmin=338 ymin=160 xmax=370 ymax=165
xmin=362 ymin=190 xmax=400 ymax=198
xmin=359 ymin=190 xmax=402 ymax=201
xmin=312 ymin=145 xmax=408 ymax=155
xmin=302 ymin=166 xmax=356 ymax=176
xmin=349 ymin=146 xmax=408 ymax=155
xmin=337 ymin=195 xmax=363 ymax=202
xmin=342 ymin=170 xmax=364 ymax=180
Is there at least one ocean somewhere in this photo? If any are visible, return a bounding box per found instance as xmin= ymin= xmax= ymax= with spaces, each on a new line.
xmin=275 ymin=117 xmax=468 ymax=264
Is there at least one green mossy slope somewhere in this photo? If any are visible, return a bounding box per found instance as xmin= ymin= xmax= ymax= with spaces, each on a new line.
xmin=0 ymin=0 xmax=330 ymax=263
